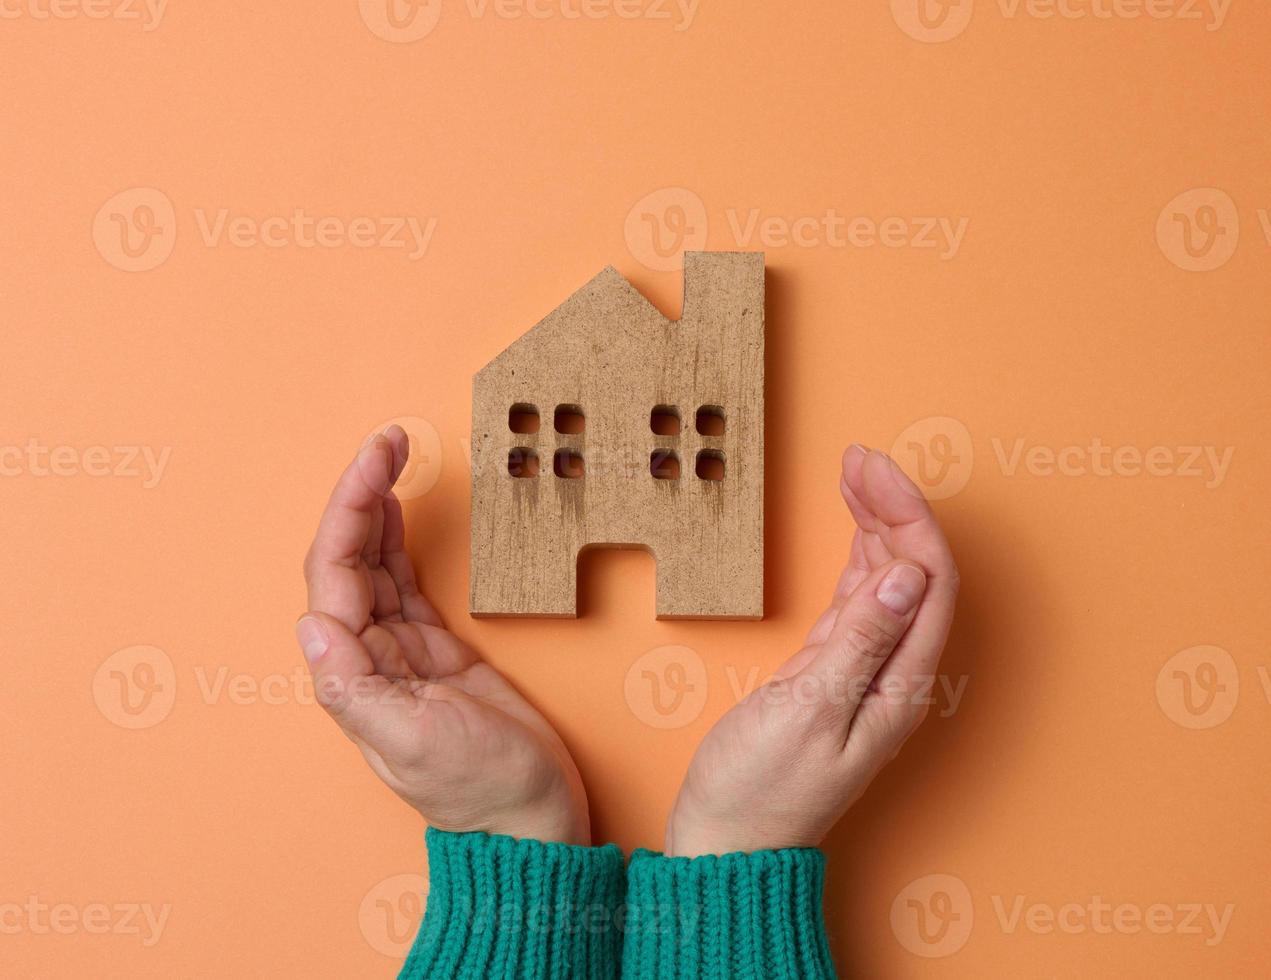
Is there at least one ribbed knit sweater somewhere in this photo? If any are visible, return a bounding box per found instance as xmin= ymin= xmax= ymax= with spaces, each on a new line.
xmin=399 ymin=829 xmax=837 ymax=979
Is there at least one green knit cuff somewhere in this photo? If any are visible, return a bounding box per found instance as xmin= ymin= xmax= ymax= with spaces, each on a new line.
xmin=399 ymin=828 xmax=626 ymax=980
xmin=621 ymin=847 xmax=837 ymax=980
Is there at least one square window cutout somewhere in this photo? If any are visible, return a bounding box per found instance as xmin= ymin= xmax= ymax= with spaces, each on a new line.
xmin=554 ymin=405 xmax=585 ymax=434
xmin=696 ymin=405 xmax=725 ymax=436
xmin=696 ymin=449 xmax=725 ymax=481
xmin=554 ymin=449 xmax=585 ymax=479
xmin=650 ymin=406 xmax=680 ymax=436
xmin=508 ymin=404 xmax=540 ymax=434
xmin=508 ymin=448 xmax=539 ymax=478
xmin=650 ymin=450 xmax=681 ymax=480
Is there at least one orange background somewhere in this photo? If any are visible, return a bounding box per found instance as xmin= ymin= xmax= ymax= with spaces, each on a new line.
xmin=3 ymin=1 xmax=1269 ymax=976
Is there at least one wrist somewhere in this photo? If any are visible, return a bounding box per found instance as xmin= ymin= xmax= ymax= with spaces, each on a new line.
xmin=666 ymin=819 xmax=822 ymax=858
xmin=418 ymin=797 xmax=590 ymax=848
xmin=496 ymin=813 xmax=590 ymax=848
xmin=494 ymin=790 xmax=591 ymax=847
xmin=666 ymin=797 xmax=829 ymax=857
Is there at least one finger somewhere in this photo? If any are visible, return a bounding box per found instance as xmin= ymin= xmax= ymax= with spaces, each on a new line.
xmin=804 ymin=605 xmax=840 ymax=648
xmin=298 ymin=612 xmax=470 ymax=770
xmin=312 ymin=434 xmax=396 ymax=564
xmin=295 ymin=612 xmax=413 ymax=745
xmin=840 ymin=445 xmax=884 ymax=533
xmin=836 ymin=450 xmax=960 ymax=754
xmin=381 ymin=424 xmax=406 ymax=478
xmin=835 ymin=527 xmax=872 ymax=594
xmin=840 ymin=506 xmax=895 ymax=568
xmin=753 ymin=527 xmax=868 ymax=687
xmin=840 ymin=448 xmax=894 ymax=568
xmin=362 ymin=500 xmax=385 ymax=569
xmin=375 ymin=620 xmax=479 ymax=679
xmin=359 ymin=423 xmax=408 ymax=570
xmin=851 ymin=450 xmax=960 ymax=680
xmin=797 ymin=559 xmax=927 ymax=724
xmin=379 ymin=493 xmax=444 ymax=627
xmin=803 ymin=560 xmax=864 ymax=649
xmin=805 ymin=530 xmax=866 ymax=647
xmin=369 ymin=564 xmax=404 ymax=622
xmin=803 ymin=460 xmax=884 ymax=650
xmin=854 ymin=562 xmax=958 ymax=747
xmin=848 ymin=450 xmax=956 ymax=576
xmin=770 ymin=643 xmax=819 ymax=682
xmin=304 ymin=435 xmax=397 ymax=632
xmin=361 ymin=623 xmax=418 ymax=679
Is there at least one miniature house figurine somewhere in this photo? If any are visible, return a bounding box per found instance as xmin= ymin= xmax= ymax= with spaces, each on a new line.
xmin=469 ymin=251 xmax=764 ymax=620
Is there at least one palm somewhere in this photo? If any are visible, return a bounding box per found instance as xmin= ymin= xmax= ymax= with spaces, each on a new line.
xmin=301 ymin=428 xmax=588 ymax=845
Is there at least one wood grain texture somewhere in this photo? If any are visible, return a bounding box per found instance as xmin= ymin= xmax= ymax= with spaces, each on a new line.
xmin=469 ymin=251 xmax=764 ymax=619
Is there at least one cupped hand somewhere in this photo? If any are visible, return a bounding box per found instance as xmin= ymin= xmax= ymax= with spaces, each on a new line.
xmin=665 ymin=445 xmax=959 ymax=857
xmin=296 ymin=427 xmax=590 ymax=845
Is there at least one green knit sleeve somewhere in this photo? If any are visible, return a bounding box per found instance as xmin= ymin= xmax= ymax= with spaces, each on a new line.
xmin=399 ymin=828 xmax=626 ymax=980
xmin=620 ymin=847 xmax=837 ymax=980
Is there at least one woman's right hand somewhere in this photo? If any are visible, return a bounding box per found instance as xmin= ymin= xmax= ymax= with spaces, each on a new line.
xmin=296 ymin=427 xmax=591 ymax=846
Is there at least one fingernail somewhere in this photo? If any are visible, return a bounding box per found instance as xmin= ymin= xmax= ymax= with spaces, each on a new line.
xmin=296 ymin=617 xmax=329 ymax=662
xmin=876 ymin=565 xmax=926 ymax=615
xmin=849 ymin=443 xmax=868 ymax=455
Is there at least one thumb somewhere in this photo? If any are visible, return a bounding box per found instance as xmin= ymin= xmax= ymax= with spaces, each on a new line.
xmin=295 ymin=611 xmax=386 ymax=740
xmin=798 ymin=559 xmax=927 ymax=714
